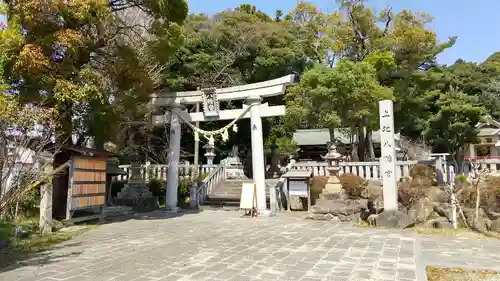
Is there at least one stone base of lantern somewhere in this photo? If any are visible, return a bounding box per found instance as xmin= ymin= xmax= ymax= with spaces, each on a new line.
xmin=114 ymin=182 xmax=158 ymax=212
xmin=321 ymin=167 xmax=346 ymax=200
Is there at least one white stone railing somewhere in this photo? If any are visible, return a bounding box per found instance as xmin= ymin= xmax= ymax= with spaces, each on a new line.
xmin=463 ymin=158 xmax=500 ymax=177
xmin=289 ymin=160 xmax=451 ymax=182
xmin=113 ymin=157 xmax=500 ymax=187
xmin=116 ymin=163 xmax=219 ymax=182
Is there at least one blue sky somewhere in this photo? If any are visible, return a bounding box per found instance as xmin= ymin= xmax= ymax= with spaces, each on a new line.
xmin=1 ymin=1 xmax=497 ymax=65
xmin=188 ymin=0 xmax=499 ymax=65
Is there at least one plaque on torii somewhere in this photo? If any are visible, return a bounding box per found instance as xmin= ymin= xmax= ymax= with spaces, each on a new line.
xmin=201 ymin=88 xmax=220 ymax=117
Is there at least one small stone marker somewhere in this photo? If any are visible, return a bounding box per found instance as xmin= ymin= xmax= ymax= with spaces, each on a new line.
xmin=379 ymin=100 xmax=398 ymax=212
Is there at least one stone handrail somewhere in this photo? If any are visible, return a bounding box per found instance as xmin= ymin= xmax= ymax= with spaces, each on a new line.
xmin=192 ymin=162 xmax=227 ymax=207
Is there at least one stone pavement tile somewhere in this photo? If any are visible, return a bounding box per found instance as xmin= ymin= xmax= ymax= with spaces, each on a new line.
xmin=205 ymin=263 xmax=231 ymax=273
xmin=175 ymin=265 xmax=205 ymax=276
xmin=157 ymin=274 xmax=185 ymax=281
xmin=281 ymin=269 xmax=306 ymax=281
xmin=300 ymin=278 xmax=322 ymax=281
xmin=146 ymin=267 xmax=178 ymax=278
xmin=0 ymin=211 xmax=426 ymax=281
xmin=212 ymin=268 xmax=241 ymax=280
xmin=396 ymin=269 xmax=416 ymax=280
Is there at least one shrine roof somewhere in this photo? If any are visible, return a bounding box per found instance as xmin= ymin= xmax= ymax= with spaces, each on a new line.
xmin=293 ymin=128 xmax=402 ymax=146
xmin=293 ymin=129 xmax=331 ymax=146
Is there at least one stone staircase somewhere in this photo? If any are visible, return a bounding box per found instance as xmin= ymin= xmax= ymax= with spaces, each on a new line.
xmin=201 ymin=179 xmax=279 ymax=209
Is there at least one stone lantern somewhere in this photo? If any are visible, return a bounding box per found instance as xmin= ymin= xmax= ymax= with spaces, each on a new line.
xmin=203 ymin=143 xmax=216 ymax=165
xmin=321 ymin=143 xmax=344 ymax=198
xmin=127 ymin=152 xmax=143 ymax=183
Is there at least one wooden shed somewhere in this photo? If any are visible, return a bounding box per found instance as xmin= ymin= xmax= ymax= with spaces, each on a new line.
xmin=51 ymin=145 xmax=115 ymax=220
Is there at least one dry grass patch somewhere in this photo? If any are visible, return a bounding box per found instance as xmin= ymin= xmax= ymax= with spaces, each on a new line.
xmin=427 ymin=266 xmax=500 ymax=281
xmin=413 ymin=226 xmax=500 ymax=240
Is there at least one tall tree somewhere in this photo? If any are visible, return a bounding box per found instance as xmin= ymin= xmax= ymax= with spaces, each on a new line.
xmin=322 ymin=0 xmax=455 ymax=139
xmin=424 ymin=91 xmax=485 ymax=171
xmin=285 ymin=60 xmax=392 ymax=160
xmin=1 ymin=0 xmax=188 ymax=216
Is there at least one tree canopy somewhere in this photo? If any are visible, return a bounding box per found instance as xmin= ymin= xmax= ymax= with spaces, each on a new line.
xmin=1 ymin=0 xmax=499 ymax=164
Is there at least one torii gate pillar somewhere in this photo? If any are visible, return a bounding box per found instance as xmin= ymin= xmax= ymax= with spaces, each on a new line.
xmin=165 ymin=105 xmax=181 ymax=212
xmin=247 ymin=95 xmax=267 ymax=215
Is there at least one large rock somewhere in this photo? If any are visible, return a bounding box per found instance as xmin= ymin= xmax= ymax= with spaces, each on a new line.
xmin=433 ymin=203 xmax=453 ymax=221
xmin=361 ymin=185 xmax=383 ymax=200
xmin=427 ymin=186 xmax=448 ymax=204
xmin=424 ymin=217 xmax=454 ymax=229
xmin=367 ymin=210 xmax=414 ymax=228
xmin=320 ymin=188 xmax=348 ymax=200
xmin=490 ymin=218 xmax=500 ymax=232
xmin=290 ymin=197 xmax=306 ymax=210
xmin=407 ymin=198 xmax=435 ymax=223
xmin=371 ymin=196 xmax=384 ymax=213
xmin=310 ymin=199 xmax=366 ymax=221
xmin=463 ymin=208 xmax=491 ymax=232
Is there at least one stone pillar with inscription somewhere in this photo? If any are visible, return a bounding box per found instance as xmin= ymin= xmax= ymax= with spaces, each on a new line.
xmin=379 ymin=100 xmax=398 ymax=212
xmin=369 ymin=100 xmax=414 ymax=228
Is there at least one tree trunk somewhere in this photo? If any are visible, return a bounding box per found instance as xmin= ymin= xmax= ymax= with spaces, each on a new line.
xmin=366 ymin=130 xmax=375 ymax=161
xmin=0 ymin=137 xmax=5 ymax=199
xmin=349 ymin=127 xmax=359 ymax=161
xmin=475 ymin=185 xmax=481 ymax=229
xmin=357 ymin=127 xmax=366 ymax=161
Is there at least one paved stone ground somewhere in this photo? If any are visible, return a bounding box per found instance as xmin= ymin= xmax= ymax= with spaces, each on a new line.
xmin=421 ymin=236 xmax=500 ymax=272
xmin=0 ymin=210 xmax=498 ymax=281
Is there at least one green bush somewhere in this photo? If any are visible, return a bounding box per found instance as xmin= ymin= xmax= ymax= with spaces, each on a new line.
xmin=110 ymin=181 xmax=125 ymax=198
xmin=0 ymin=221 xmax=13 ymax=240
xmin=0 ymin=228 xmax=9 ymax=241
xmin=148 ymin=179 xmax=165 ymax=197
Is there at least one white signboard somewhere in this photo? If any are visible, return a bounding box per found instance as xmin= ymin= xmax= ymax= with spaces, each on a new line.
xmin=379 ymin=100 xmax=398 ymax=212
xmin=288 ymin=180 xmax=308 ymax=197
xmin=239 ymin=183 xmax=257 ymax=210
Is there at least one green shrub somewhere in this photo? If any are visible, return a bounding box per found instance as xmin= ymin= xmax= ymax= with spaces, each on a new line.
xmin=179 ymin=177 xmax=191 ymax=198
xmin=148 ymin=179 xmax=165 ymax=197
xmin=0 ymin=228 xmax=9 ymax=241
xmin=0 ymin=221 xmax=13 ymax=239
xmin=110 ymin=181 xmax=125 ymax=198
xmin=339 ymin=173 xmax=365 ymax=198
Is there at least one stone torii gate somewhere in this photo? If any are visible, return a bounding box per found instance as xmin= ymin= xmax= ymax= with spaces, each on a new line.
xmin=150 ymin=75 xmax=295 ymax=214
